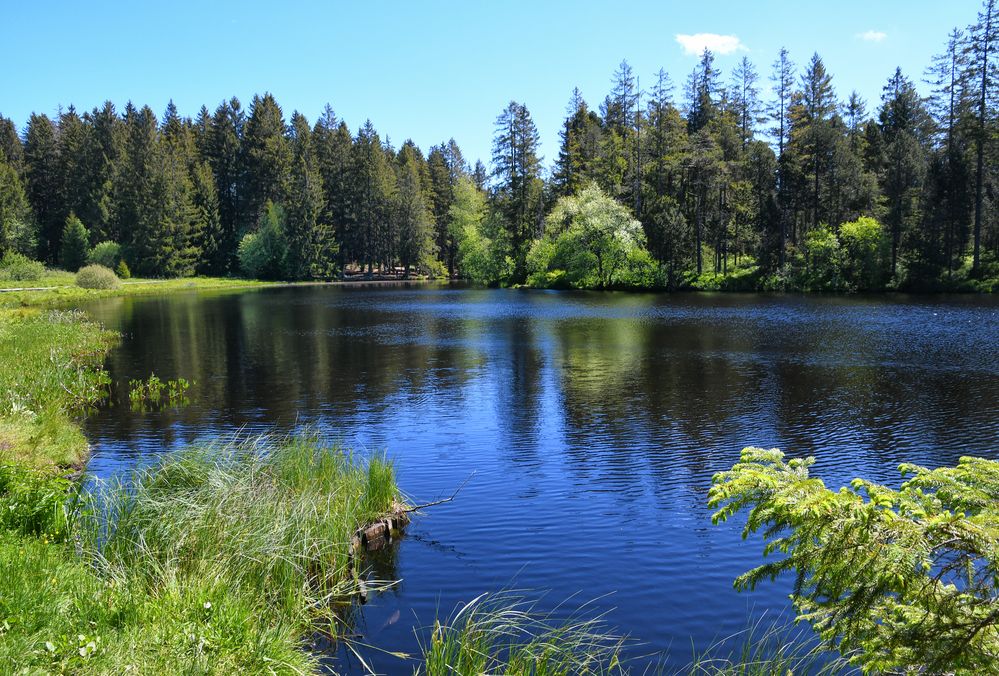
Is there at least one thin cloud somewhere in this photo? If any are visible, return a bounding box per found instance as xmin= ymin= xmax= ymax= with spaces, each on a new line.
xmin=857 ymin=30 xmax=888 ymax=43
xmin=675 ymin=33 xmax=747 ymax=56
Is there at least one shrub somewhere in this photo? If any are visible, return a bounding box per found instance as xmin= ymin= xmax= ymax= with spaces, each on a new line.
xmin=839 ymin=216 xmax=888 ymax=290
xmin=115 ymin=260 xmax=131 ymax=279
xmin=238 ymin=201 xmax=289 ymax=280
xmin=59 ymin=214 xmax=90 ymax=272
xmin=75 ymin=264 xmax=120 ymax=290
xmin=0 ymin=251 xmax=45 ymax=282
xmin=88 ymin=241 xmax=121 ymax=269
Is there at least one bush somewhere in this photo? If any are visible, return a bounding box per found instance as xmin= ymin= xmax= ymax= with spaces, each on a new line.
xmin=115 ymin=260 xmax=131 ymax=279
xmin=75 ymin=264 xmax=120 ymax=290
xmin=0 ymin=251 xmax=45 ymax=282
xmin=59 ymin=214 xmax=89 ymax=272
xmin=238 ymin=201 xmax=289 ymax=280
xmin=88 ymin=241 xmax=121 ymax=269
xmin=839 ymin=217 xmax=888 ymax=291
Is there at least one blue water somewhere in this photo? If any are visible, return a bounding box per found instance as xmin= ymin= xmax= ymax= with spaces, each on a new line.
xmin=80 ymin=285 xmax=999 ymax=673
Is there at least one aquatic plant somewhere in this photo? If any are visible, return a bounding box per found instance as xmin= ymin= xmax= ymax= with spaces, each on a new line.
xmin=416 ymin=592 xmax=625 ymax=676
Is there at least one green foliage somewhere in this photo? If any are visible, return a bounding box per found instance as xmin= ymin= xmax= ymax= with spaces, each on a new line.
xmin=59 ymin=214 xmax=89 ymax=272
xmin=451 ymin=177 xmax=513 ymax=285
xmin=528 ymin=183 xmax=653 ymax=289
xmin=128 ymin=374 xmax=191 ymax=410
xmin=75 ymin=264 xmax=120 ymax=290
xmin=0 ymin=160 xmax=33 ymax=255
xmin=87 ymin=240 xmax=121 ymax=269
xmin=0 ymin=464 xmax=73 ymax=539
xmin=839 ymin=216 xmax=889 ymax=290
xmin=115 ymin=259 xmax=131 ymax=279
xmin=0 ymin=251 xmax=45 ymax=282
xmin=710 ymin=448 xmax=999 ymax=673
xmin=237 ymin=201 xmax=288 ymax=280
xmin=0 ymin=432 xmax=400 ymax=674
xmin=803 ymin=224 xmax=843 ymax=290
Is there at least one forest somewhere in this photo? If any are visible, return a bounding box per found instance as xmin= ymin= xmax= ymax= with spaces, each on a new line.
xmin=1 ymin=2 xmax=999 ymax=292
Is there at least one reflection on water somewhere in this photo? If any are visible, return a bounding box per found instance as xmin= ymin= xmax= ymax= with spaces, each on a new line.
xmin=81 ymin=285 xmax=999 ymax=673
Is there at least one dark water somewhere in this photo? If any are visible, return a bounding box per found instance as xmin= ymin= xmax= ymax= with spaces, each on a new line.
xmin=80 ymin=285 xmax=999 ymax=673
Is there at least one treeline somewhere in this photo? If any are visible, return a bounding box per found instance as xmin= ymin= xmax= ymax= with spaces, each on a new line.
xmin=0 ymin=1 xmax=998 ymax=291
xmin=0 ymin=94 xmax=480 ymax=280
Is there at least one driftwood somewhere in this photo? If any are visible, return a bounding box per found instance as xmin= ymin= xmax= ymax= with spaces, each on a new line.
xmin=348 ymin=474 xmax=474 ymax=556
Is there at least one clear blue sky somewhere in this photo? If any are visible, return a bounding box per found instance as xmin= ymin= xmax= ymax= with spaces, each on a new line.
xmin=1 ymin=0 xmax=983 ymax=171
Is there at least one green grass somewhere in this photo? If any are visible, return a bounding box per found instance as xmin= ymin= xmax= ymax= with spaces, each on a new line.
xmin=0 ymin=308 xmax=116 ymax=469
xmin=0 ymin=433 xmax=401 ymax=674
xmin=685 ymin=618 xmax=851 ymax=675
xmin=417 ymin=592 xmax=626 ymax=676
xmin=0 ymin=275 xmax=276 ymax=310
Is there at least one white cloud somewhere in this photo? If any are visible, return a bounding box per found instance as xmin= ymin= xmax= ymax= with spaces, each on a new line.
xmin=675 ymin=33 xmax=747 ymax=56
xmin=857 ymin=30 xmax=888 ymax=43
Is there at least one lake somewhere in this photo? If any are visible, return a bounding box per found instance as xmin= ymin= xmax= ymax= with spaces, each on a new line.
xmin=80 ymin=284 xmax=999 ymax=673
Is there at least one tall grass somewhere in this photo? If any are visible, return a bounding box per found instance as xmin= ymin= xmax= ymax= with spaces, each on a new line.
xmin=417 ymin=592 xmax=626 ymax=676
xmin=684 ymin=617 xmax=851 ymax=675
xmin=0 ymin=433 xmax=401 ymax=673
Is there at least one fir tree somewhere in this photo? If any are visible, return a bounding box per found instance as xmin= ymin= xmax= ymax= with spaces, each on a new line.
xmin=60 ymin=213 xmax=89 ymax=271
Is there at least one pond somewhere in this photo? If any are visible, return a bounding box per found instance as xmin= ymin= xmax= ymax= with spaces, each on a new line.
xmin=81 ymin=284 xmax=999 ymax=673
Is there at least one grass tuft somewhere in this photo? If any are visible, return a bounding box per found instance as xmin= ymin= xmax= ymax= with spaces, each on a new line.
xmin=417 ymin=592 xmax=627 ymax=676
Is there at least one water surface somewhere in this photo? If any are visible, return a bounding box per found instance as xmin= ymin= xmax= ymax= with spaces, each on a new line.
xmin=81 ymin=285 xmax=999 ymax=673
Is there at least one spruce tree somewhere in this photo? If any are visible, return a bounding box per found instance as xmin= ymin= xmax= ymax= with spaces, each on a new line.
xmin=396 ymin=144 xmax=435 ymax=276
xmin=23 ymin=114 xmax=62 ymax=261
xmin=491 ymin=101 xmax=542 ymax=283
xmin=242 ymin=93 xmax=290 ymax=221
xmin=0 ymin=160 xmax=30 ymax=254
xmin=285 ymin=111 xmax=330 ymax=279
xmin=60 ymin=213 xmax=89 ymax=271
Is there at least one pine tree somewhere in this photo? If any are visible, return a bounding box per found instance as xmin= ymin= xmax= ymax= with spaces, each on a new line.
xmin=926 ymin=29 xmax=973 ymax=278
xmin=966 ymin=0 xmax=998 ymax=273
xmin=350 ymin=121 xmax=396 ymax=275
xmin=313 ymin=106 xmax=353 ymax=273
xmin=396 ymin=144 xmax=435 ymax=276
xmin=730 ymin=56 xmax=763 ymax=147
xmin=688 ymin=49 xmax=721 ymax=133
xmin=877 ymin=68 xmax=930 ymax=278
xmin=0 ymin=116 xmax=22 ymax=174
xmin=789 ymin=53 xmax=838 ymax=231
xmin=285 ymin=112 xmax=330 ymax=279
xmin=191 ymin=160 xmax=222 ymax=276
xmin=60 ymin=213 xmax=89 ymax=271
xmin=203 ymin=99 xmax=245 ymax=273
xmin=492 ymin=101 xmax=542 ymax=282
xmin=80 ymin=101 xmax=122 ymax=242
xmin=56 ymin=107 xmax=90 ymax=231
xmin=242 ymin=93 xmax=290 ymax=221
xmin=770 ymin=47 xmax=796 ymax=264
xmin=23 ymin=113 xmax=62 ymax=261
xmin=0 ymin=160 xmax=30 ymax=254
xmin=553 ymin=88 xmax=602 ymax=197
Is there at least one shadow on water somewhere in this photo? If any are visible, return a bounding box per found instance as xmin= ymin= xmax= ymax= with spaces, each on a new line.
xmin=80 ymin=286 xmax=999 ymax=673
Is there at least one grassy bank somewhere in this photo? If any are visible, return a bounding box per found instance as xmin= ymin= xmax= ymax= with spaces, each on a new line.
xmin=0 ymin=434 xmax=399 ymax=673
xmin=0 ymin=275 xmax=276 ymax=470
xmin=0 ymin=277 xmax=409 ymax=672
xmin=0 ymin=275 xmax=275 ymax=311
xmin=0 ymin=308 xmax=116 ymax=469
